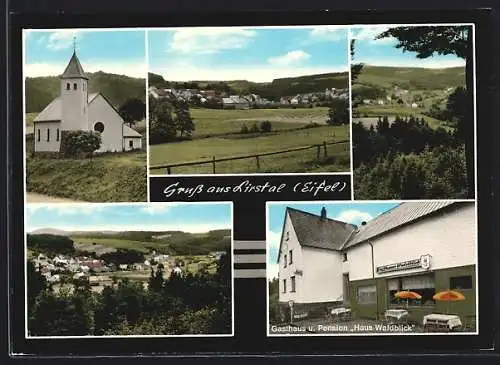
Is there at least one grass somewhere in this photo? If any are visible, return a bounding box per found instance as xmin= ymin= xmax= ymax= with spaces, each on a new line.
xmin=150 ymin=124 xmax=350 ymax=174
xmin=189 ymin=107 xmax=329 ymax=137
xmin=27 ymin=150 xmax=147 ymax=202
xmin=73 ymin=237 xmax=159 ymax=253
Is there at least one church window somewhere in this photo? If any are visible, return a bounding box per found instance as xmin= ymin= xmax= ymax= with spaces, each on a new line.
xmin=56 ymin=128 xmax=60 ymax=141
xmin=94 ymin=122 xmax=105 ymax=133
xmin=73 ymin=83 xmax=77 ymax=90
xmin=66 ymin=83 xmax=70 ymax=90
xmin=46 ymin=128 xmax=50 ymax=142
xmin=37 ymin=129 xmax=40 ymax=142
xmin=83 ymin=83 xmax=86 ymax=91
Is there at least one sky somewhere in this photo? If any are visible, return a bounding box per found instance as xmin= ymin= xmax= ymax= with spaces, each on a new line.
xmin=24 ymin=29 xmax=146 ymax=78
xmin=26 ymin=203 xmax=232 ymax=233
xmin=267 ymin=202 xmax=400 ymax=279
xmin=148 ymin=26 xmax=349 ymax=82
xmin=351 ymin=25 xmax=466 ymax=69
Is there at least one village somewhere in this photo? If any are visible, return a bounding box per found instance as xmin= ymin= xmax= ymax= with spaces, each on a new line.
xmin=31 ymin=249 xmax=226 ymax=293
xmin=148 ymin=85 xmax=349 ymax=109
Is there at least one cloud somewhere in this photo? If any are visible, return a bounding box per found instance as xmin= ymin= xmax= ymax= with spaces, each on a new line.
xmin=26 ymin=204 xmax=105 ymax=216
xmin=358 ymin=57 xmax=466 ymax=69
xmin=46 ymin=31 xmax=81 ymax=51
xmin=26 ymin=223 xmax=231 ymax=234
xmin=150 ymin=63 xmax=347 ymax=83
xmin=335 ymin=209 xmax=373 ymax=225
xmin=267 ymin=50 xmax=311 ymax=67
xmin=140 ymin=203 xmax=181 ymax=215
xmin=25 ymin=60 xmax=146 ymax=78
xmin=309 ymin=26 xmax=347 ymax=42
xmin=351 ymin=26 xmax=396 ymax=45
xmin=168 ymin=27 xmax=256 ymax=54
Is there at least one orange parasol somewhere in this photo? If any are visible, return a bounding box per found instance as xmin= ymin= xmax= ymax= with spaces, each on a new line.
xmin=394 ymin=290 xmax=422 ymax=308
xmin=433 ymin=290 xmax=465 ymax=301
xmin=433 ymin=290 xmax=465 ymax=314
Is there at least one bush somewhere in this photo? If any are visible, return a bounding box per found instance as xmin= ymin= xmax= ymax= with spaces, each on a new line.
xmin=60 ymin=131 xmax=101 ymax=158
xmin=249 ymin=123 xmax=260 ymax=133
xmin=240 ymin=124 xmax=249 ymax=134
xmin=260 ymin=120 xmax=272 ymax=133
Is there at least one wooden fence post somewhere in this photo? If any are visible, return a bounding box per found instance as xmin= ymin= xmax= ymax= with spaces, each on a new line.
xmin=316 ymin=145 xmax=321 ymax=161
xmin=256 ymin=155 xmax=260 ymax=171
xmin=166 ymin=166 xmax=172 ymax=175
xmin=212 ymin=156 xmax=216 ymax=174
xmin=323 ymin=141 xmax=327 ymax=157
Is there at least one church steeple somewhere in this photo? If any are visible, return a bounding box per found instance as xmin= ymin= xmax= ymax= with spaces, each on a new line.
xmin=60 ymin=47 xmax=88 ymax=80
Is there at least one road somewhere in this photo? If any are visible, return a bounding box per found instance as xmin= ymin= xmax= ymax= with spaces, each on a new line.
xmin=26 ymin=192 xmax=82 ymax=203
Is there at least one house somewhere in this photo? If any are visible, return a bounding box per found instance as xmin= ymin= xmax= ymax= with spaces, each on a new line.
xmin=222 ymin=96 xmax=250 ymax=109
xmin=411 ymin=102 xmax=419 ymax=108
xmin=277 ymin=202 xmax=476 ymax=324
xmin=376 ymin=99 xmax=384 ymax=105
xmin=33 ymin=50 xmax=142 ymax=154
xmin=362 ymin=99 xmax=372 ymax=105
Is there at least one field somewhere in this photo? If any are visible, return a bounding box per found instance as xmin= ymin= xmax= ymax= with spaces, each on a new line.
xmin=150 ymin=107 xmax=350 ymax=174
xmin=26 ymin=150 xmax=147 ymax=202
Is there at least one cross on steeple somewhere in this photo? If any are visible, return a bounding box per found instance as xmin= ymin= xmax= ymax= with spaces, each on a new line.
xmin=73 ymin=36 xmax=77 ymax=53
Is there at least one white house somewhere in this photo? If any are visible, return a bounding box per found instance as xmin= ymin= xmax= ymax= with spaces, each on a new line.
xmin=276 ymin=202 xmax=476 ymax=323
xmin=411 ymin=102 xmax=419 ymax=108
xmin=33 ymin=50 xmax=142 ymax=154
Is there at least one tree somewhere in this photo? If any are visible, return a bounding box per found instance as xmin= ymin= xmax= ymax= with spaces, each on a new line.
xmin=149 ymin=98 xmax=177 ymax=144
xmin=77 ymin=131 xmax=101 ymax=160
xmin=27 ymin=260 xmax=47 ymax=317
xmin=376 ymin=26 xmax=474 ymax=198
xmin=173 ymin=99 xmax=195 ymax=138
xmin=119 ymin=98 xmax=146 ymax=127
xmin=350 ymin=39 xmax=364 ymax=83
xmin=260 ymin=121 xmax=272 ymax=133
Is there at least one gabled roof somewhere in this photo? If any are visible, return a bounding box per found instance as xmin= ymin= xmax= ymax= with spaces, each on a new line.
xmin=123 ymin=124 xmax=142 ymax=137
xmin=286 ymin=207 xmax=357 ymax=252
xmin=61 ymin=51 xmax=88 ymax=80
xmin=343 ymin=201 xmax=458 ymax=249
xmin=34 ymin=93 xmax=99 ymax=122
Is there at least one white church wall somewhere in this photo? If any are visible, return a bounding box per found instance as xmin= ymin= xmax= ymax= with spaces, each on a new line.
xmin=34 ymin=122 xmax=62 ymax=152
xmin=60 ymin=78 xmax=88 ymax=131
xmin=88 ymin=95 xmax=125 ymax=153
xmin=124 ymin=137 xmax=142 ymax=151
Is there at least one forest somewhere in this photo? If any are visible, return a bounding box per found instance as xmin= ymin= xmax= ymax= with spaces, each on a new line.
xmin=27 ymin=247 xmax=232 ymax=336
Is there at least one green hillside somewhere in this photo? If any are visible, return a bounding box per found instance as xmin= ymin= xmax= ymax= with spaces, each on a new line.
xmin=356 ymin=65 xmax=465 ymax=90
xmin=26 ymin=71 xmax=146 ymax=113
xmin=148 ymin=71 xmax=349 ymax=100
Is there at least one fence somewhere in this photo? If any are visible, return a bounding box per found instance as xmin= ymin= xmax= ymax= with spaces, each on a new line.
xmin=150 ymin=139 xmax=349 ymax=174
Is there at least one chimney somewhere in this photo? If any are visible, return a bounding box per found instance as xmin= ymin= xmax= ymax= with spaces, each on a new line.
xmin=320 ymin=207 xmax=327 ymax=220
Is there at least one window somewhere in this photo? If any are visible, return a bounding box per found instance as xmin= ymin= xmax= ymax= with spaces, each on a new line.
xmin=94 ymin=122 xmax=105 ymax=133
xmin=290 ymin=276 xmax=296 ymax=292
xmin=56 ymin=128 xmax=60 ymax=142
xmin=37 ymin=129 xmax=40 ymax=142
xmin=83 ymin=83 xmax=86 ymax=91
xmin=286 ymin=231 xmax=290 ymax=241
xmin=73 ymin=83 xmax=77 ymax=90
xmin=357 ymin=284 xmax=376 ymax=305
xmin=46 ymin=128 xmax=50 ymax=142
xmin=129 ymin=140 xmax=133 ymax=148
xmin=450 ymin=276 xmax=473 ymax=290
xmin=289 ymin=250 xmax=293 ymax=265
xmin=388 ymin=274 xmax=435 ymax=307
xmin=342 ymin=252 xmax=348 ymax=262
xmin=282 ymin=279 xmax=287 ymax=293
xmin=283 ymin=254 xmax=287 ymax=268
xmin=66 ymin=83 xmax=70 ymax=90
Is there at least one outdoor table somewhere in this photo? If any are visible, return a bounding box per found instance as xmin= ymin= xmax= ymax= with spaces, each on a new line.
xmin=330 ymin=307 xmax=351 ymax=320
xmin=384 ymin=309 xmax=409 ymax=322
xmin=423 ymin=314 xmax=462 ymax=332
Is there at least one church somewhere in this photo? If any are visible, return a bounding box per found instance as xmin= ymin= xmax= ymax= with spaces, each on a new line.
xmin=32 ymin=50 xmax=142 ymax=154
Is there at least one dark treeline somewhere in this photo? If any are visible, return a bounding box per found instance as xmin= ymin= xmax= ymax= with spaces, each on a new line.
xmin=28 ymin=247 xmax=232 ymax=336
xmin=27 ymin=234 xmax=75 ymax=257
xmin=353 ymin=115 xmax=468 ymax=199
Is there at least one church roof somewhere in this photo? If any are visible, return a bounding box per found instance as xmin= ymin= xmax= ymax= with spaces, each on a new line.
xmin=61 ymin=51 xmax=88 ymax=79
xmin=34 ymin=93 xmax=98 ymax=122
xmin=123 ymin=124 xmax=142 ymax=137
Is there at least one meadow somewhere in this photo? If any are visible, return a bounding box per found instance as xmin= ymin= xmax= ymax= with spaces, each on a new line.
xmin=149 ymin=107 xmax=350 ymax=174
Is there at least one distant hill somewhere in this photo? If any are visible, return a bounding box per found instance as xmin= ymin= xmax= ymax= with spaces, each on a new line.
xmin=149 ymin=71 xmax=349 ymax=100
xmin=356 ymin=65 xmax=465 ymax=90
xmin=26 ymin=71 xmax=146 ymax=113
xmin=28 ymin=229 xmax=231 ymax=256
